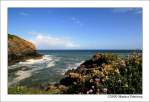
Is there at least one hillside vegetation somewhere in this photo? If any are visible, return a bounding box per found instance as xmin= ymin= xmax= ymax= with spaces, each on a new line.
xmin=8 ymin=34 xmax=42 ymax=65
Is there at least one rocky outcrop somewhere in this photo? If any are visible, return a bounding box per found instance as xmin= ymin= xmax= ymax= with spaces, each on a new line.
xmin=59 ymin=53 xmax=142 ymax=94
xmin=8 ymin=34 xmax=42 ymax=65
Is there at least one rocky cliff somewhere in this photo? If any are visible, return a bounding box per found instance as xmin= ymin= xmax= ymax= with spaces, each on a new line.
xmin=8 ymin=34 xmax=42 ymax=65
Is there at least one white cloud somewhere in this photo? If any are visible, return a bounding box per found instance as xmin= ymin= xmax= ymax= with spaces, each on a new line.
xmin=70 ymin=17 xmax=83 ymax=26
xmin=20 ymin=12 xmax=29 ymax=16
xmin=31 ymin=34 xmax=79 ymax=50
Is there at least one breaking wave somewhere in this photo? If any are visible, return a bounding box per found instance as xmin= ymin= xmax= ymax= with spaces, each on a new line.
xmin=8 ymin=55 xmax=60 ymax=86
xmin=19 ymin=55 xmax=53 ymax=65
xmin=61 ymin=61 xmax=84 ymax=75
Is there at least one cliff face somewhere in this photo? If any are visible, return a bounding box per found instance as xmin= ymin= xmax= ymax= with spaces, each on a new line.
xmin=8 ymin=34 xmax=42 ymax=65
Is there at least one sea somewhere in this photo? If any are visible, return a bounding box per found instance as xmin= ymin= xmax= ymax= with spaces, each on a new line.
xmin=8 ymin=50 xmax=141 ymax=88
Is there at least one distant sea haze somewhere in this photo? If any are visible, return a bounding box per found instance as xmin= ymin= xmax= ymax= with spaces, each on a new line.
xmin=8 ymin=50 xmax=142 ymax=88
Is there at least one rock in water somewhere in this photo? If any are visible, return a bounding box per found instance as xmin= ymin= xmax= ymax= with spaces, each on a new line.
xmin=8 ymin=34 xmax=42 ymax=65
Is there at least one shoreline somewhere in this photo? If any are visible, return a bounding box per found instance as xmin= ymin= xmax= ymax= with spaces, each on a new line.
xmin=8 ymin=52 xmax=43 ymax=66
xmin=8 ymin=52 xmax=142 ymax=94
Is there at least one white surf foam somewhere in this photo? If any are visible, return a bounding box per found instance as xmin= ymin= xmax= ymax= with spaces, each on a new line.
xmin=47 ymin=57 xmax=60 ymax=68
xmin=15 ymin=70 xmax=32 ymax=81
xmin=61 ymin=61 xmax=84 ymax=75
xmin=8 ymin=55 xmax=60 ymax=86
xmin=8 ymin=70 xmax=32 ymax=86
xmin=67 ymin=61 xmax=84 ymax=70
xmin=47 ymin=61 xmax=55 ymax=68
xmin=18 ymin=55 xmax=53 ymax=65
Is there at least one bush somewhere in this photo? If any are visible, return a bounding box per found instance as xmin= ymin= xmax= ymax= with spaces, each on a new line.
xmin=65 ymin=53 xmax=142 ymax=94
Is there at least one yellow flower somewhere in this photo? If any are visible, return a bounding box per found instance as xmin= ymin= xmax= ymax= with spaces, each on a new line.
xmin=100 ymin=72 xmax=104 ymax=77
xmin=105 ymin=76 xmax=109 ymax=80
xmin=124 ymin=83 xmax=128 ymax=88
xmin=115 ymin=69 xmax=120 ymax=74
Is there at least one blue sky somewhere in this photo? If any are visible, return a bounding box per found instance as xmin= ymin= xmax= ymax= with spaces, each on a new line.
xmin=8 ymin=8 xmax=142 ymax=50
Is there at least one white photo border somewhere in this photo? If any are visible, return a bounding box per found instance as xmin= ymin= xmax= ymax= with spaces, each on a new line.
xmin=0 ymin=1 xmax=149 ymax=102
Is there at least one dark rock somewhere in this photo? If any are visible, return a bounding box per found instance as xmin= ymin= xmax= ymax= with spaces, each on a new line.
xmin=79 ymin=53 xmax=108 ymax=69
xmin=60 ymin=77 xmax=77 ymax=86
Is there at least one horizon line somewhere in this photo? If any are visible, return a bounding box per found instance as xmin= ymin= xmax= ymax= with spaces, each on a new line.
xmin=37 ymin=49 xmax=142 ymax=50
